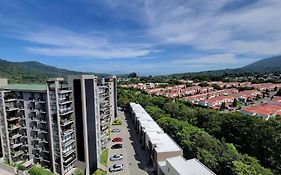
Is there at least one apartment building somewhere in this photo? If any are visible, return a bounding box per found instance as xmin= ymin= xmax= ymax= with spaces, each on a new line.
xmin=68 ymin=75 xmax=116 ymax=175
xmin=0 ymin=82 xmax=52 ymax=170
xmin=0 ymin=75 xmax=117 ymax=175
xmin=46 ymin=78 xmax=76 ymax=174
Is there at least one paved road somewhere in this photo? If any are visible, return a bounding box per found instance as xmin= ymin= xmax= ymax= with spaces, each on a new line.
xmin=107 ymin=111 xmax=152 ymax=175
xmin=0 ymin=168 xmax=13 ymax=175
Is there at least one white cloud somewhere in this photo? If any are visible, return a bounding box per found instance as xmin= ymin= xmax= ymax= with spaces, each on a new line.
xmin=144 ymin=0 xmax=281 ymax=57
xmin=171 ymin=53 xmax=256 ymax=68
xmin=17 ymin=27 xmax=155 ymax=59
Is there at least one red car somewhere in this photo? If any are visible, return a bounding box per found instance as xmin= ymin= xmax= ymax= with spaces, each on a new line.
xmin=112 ymin=137 xmax=123 ymax=142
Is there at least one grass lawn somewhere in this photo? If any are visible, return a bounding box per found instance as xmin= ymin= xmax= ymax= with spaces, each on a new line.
xmin=93 ymin=169 xmax=106 ymax=175
xmin=100 ymin=148 xmax=109 ymax=166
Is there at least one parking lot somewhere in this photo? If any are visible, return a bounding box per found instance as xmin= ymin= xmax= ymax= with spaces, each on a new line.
xmin=107 ymin=110 xmax=153 ymax=175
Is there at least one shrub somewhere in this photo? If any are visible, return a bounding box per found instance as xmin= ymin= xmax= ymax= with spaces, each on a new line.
xmin=112 ymin=119 xmax=122 ymax=125
xmin=29 ymin=165 xmax=54 ymax=175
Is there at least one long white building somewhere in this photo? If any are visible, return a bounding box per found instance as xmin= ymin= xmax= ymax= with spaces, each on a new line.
xmin=129 ymin=102 xmax=216 ymax=175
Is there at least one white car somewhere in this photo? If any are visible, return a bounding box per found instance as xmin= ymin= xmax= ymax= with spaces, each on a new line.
xmin=110 ymin=154 xmax=123 ymax=161
xmin=109 ymin=164 xmax=123 ymax=172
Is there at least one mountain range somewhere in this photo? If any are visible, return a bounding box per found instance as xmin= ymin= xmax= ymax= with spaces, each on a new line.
xmin=167 ymin=55 xmax=281 ymax=79
xmin=0 ymin=59 xmax=109 ymax=83
xmin=0 ymin=55 xmax=280 ymax=83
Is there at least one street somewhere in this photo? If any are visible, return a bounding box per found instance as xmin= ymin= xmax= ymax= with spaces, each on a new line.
xmin=107 ymin=110 xmax=153 ymax=175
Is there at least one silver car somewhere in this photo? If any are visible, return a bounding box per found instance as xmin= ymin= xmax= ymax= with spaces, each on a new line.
xmin=110 ymin=154 xmax=123 ymax=161
xmin=112 ymin=128 xmax=121 ymax=133
xmin=109 ymin=164 xmax=123 ymax=172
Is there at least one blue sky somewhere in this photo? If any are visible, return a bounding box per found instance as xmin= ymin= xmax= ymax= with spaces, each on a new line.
xmin=0 ymin=0 xmax=281 ymax=75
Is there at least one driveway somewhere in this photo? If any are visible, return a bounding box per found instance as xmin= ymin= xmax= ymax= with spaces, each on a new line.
xmin=0 ymin=168 xmax=14 ymax=175
xmin=107 ymin=110 xmax=152 ymax=175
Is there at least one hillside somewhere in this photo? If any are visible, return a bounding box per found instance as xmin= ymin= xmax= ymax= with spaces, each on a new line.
xmin=0 ymin=59 xmax=109 ymax=83
xmin=241 ymin=55 xmax=281 ymax=72
xmin=163 ymin=55 xmax=281 ymax=80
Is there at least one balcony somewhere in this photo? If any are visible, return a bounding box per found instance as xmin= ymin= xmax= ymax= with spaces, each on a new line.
xmin=40 ymin=157 xmax=51 ymax=163
xmin=10 ymin=133 xmax=21 ymax=140
xmin=59 ymin=108 xmax=73 ymax=116
xmin=7 ymin=116 xmax=20 ymax=122
xmin=59 ymin=98 xmax=72 ymax=105
xmin=63 ymin=149 xmax=75 ymax=158
xmin=30 ymin=108 xmax=37 ymax=113
xmin=11 ymin=142 xmax=22 ymax=149
xmin=62 ymin=128 xmax=75 ymax=136
xmin=63 ymin=140 xmax=75 ymax=151
xmin=4 ymin=98 xmax=18 ymax=103
xmin=6 ymin=106 xmax=19 ymax=112
xmin=101 ymin=125 xmax=108 ymax=131
xmin=11 ymin=150 xmax=23 ymax=158
xmin=60 ymin=119 xmax=74 ymax=127
xmin=8 ymin=124 xmax=20 ymax=131
xmin=38 ymin=98 xmax=45 ymax=103
xmin=40 ymin=138 xmax=48 ymax=144
xmin=38 ymin=109 xmax=46 ymax=114
xmin=31 ymin=117 xmax=38 ymax=122
xmin=63 ymin=155 xmax=76 ymax=165
xmin=59 ymin=90 xmax=72 ymax=94
xmin=29 ymin=97 xmax=35 ymax=103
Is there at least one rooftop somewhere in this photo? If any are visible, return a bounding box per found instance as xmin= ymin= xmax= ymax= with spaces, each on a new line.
xmin=0 ymin=84 xmax=46 ymax=92
xmin=152 ymin=133 xmax=182 ymax=153
xmin=159 ymin=156 xmax=215 ymax=175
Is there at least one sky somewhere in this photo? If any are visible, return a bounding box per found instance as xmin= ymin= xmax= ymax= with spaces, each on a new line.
xmin=0 ymin=0 xmax=281 ymax=75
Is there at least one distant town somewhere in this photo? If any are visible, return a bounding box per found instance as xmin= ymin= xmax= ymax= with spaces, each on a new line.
xmin=121 ymin=81 xmax=281 ymax=119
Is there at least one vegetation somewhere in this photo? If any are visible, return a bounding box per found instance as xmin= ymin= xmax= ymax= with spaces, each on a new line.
xmin=16 ymin=161 xmax=26 ymax=171
xmin=118 ymin=88 xmax=280 ymax=174
xmin=100 ymin=148 xmax=109 ymax=166
xmin=112 ymin=119 xmax=122 ymax=125
xmin=29 ymin=165 xmax=54 ymax=175
xmin=93 ymin=169 xmax=106 ymax=175
xmin=0 ymin=59 xmax=108 ymax=83
xmin=74 ymin=168 xmax=85 ymax=175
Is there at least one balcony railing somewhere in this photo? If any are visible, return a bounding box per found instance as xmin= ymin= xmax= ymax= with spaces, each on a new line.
xmin=6 ymin=106 xmax=19 ymax=112
xmin=11 ymin=142 xmax=23 ymax=149
xmin=59 ymin=108 xmax=73 ymax=115
xmin=8 ymin=124 xmax=20 ymax=131
xmin=4 ymin=98 xmax=18 ymax=103
xmin=38 ymin=98 xmax=45 ymax=103
xmin=60 ymin=119 xmax=74 ymax=127
xmin=59 ymin=90 xmax=72 ymax=94
xmin=7 ymin=116 xmax=20 ymax=122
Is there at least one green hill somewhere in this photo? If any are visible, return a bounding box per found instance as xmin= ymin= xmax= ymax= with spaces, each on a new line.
xmin=240 ymin=55 xmax=281 ymax=72
xmin=164 ymin=55 xmax=281 ymax=80
xmin=0 ymin=59 xmax=109 ymax=83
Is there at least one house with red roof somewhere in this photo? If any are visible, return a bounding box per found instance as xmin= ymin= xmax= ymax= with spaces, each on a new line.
xmin=199 ymin=96 xmax=235 ymax=109
xmin=240 ymin=103 xmax=281 ymax=119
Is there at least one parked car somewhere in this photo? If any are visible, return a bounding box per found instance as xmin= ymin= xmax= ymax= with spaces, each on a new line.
xmin=112 ymin=128 xmax=121 ymax=133
xmin=110 ymin=154 xmax=123 ymax=161
xmin=112 ymin=137 xmax=123 ymax=142
xmin=111 ymin=144 xmax=122 ymax=149
xmin=109 ymin=164 xmax=123 ymax=172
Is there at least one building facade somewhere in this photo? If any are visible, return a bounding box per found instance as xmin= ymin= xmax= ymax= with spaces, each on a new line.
xmin=68 ymin=75 xmax=116 ymax=175
xmin=0 ymin=75 xmax=117 ymax=175
xmin=0 ymin=83 xmax=52 ymax=170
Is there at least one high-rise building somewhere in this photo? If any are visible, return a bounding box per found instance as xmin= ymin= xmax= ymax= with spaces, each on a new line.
xmin=46 ymin=78 xmax=76 ymax=174
xmin=0 ymin=75 xmax=117 ymax=175
xmin=0 ymin=82 xmax=52 ymax=170
xmin=68 ymin=75 xmax=116 ymax=175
